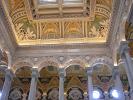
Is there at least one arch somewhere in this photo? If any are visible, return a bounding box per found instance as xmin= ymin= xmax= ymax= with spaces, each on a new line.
xmin=9 ymin=86 xmax=23 ymax=100
xmin=63 ymin=58 xmax=88 ymax=70
xmin=12 ymin=59 xmax=33 ymax=73
xmin=66 ymin=87 xmax=84 ymax=100
xmin=89 ymin=56 xmax=113 ymax=70
xmin=37 ymin=58 xmax=61 ymax=72
xmin=117 ymin=59 xmax=125 ymax=66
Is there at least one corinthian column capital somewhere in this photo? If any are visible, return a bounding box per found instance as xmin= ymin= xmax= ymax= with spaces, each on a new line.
xmin=86 ymin=67 xmax=93 ymax=76
xmin=119 ymin=41 xmax=129 ymax=58
xmin=59 ymin=68 xmax=66 ymax=78
xmin=5 ymin=68 xmax=14 ymax=80
xmin=31 ymin=68 xmax=39 ymax=79
xmin=112 ymin=67 xmax=120 ymax=79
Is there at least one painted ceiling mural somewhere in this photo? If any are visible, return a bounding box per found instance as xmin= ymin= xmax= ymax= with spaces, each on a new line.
xmin=6 ymin=0 xmax=112 ymax=45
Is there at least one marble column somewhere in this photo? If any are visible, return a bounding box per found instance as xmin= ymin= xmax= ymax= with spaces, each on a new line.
xmin=87 ymin=67 xmax=93 ymax=100
xmin=22 ymin=93 xmax=27 ymax=100
xmin=120 ymin=42 xmax=133 ymax=80
xmin=119 ymin=41 xmax=133 ymax=100
xmin=1 ymin=69 xmax=13 ymax=100
xmin=59 ymin=68 xmax=66 ymax=100
xmin=28 ymin=68 xmax=39 ymax=100
xmin=0 ymin=49 xmax=2 ymax=61
xmin=124 ymin=91 xmax=129 ymax=100
xmin=104 ymin=92 xmax=109 ymax=100
xmin=112 ymin=67 xmax=125 ymax=100
xmin=83 ymin=92 xmax=88 ymax=100
xmin=124 ymin=50 xmax=133 ymax=79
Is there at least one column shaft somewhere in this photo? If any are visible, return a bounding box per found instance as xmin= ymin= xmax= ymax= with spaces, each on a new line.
xmin=0 ymin=49 xmax=2 ymax=61
xmin=123 ymin=58 xmax=133 ymax=89
xmin=104 ymin=93 xmax=109 ymax=100
xmin=59 ymin=68 xmax=66 ymax=100
xmin=1 ymin=69 xmax=13 ymax=100
xmin=113 ymin=68 xmax=125 ymax=100
xmin=124 ymin=51 xmax=133 ymax=80
xmin=87 ymin=68 xmax=93 ymax=100
xmin=88 ymin=75 xmax=93 ymax=100
xmin=28 ymin=69 xmax=38 ymax=100
xmin=123 ymin=58 xmax=133 ymax=100
xmin=125 ymin=92 xmax=129 ymax=100
xmin=59 ymin=76 xmax=64 ymax=100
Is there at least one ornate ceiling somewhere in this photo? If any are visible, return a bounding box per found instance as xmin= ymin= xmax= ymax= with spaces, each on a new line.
xmin=2 ymin=0 xmax=112 ymax=46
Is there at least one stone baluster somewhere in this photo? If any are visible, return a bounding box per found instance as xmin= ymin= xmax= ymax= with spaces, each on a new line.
xmin=59 ymin=68 xmax=66 ymax=100
xmin=112 ymin=67 xmax=125 ymax=100
xmin=28 ymin=68 xmax=39 ymax=100
xmin=87 ymin=67 xmax=93 ymax=100
xmin=1 ymin=69 xmax=13 ymax=100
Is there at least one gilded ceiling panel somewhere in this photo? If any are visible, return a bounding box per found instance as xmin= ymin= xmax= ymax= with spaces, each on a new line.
xmin=5 ymin=0 xmax=112 ymax=45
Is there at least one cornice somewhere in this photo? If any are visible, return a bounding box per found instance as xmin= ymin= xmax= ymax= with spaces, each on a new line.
xmin=15 ymin=43 xmax=110 ymax=57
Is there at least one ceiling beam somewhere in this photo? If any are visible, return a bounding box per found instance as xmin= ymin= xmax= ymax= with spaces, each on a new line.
xmin=24 ymin=0 xmax=33 ymax=20
xmin=90 ymin=0 xmax=96 ymax=19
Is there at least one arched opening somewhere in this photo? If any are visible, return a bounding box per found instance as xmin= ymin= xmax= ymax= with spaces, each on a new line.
xmin=8 ymin=87 xmax=23 ymax=100
xmin=39 ymin=66 xmax=59 ymax=100
xmin=118 ymin=63 xmax=129 ymax=92
xmin=65 ymin=65 xmax=86 ymax=100
xmin=9 ymin=66 xmax=32 ymax=100
xmin=92 ymin=64 xmax=112 ymax=99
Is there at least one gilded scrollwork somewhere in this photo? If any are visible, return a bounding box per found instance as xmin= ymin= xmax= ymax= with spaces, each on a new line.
xmin=15 ymin=19 xmax=37 ymax=41
xmin=87 ymin=15 xmax=109 ymax=39
xmin=67 ymin=87 xmax=84 ymax=100
xmin=4 ymin=0 xmax=113 ymax=45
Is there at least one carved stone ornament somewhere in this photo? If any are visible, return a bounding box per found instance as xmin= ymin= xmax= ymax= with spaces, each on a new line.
xmin=67 ymin=87 xmax=84 ymax=100
xmin=47 ymin=88 xmax=59 ymax=100
xmin=9 ymin=88 xmax=23 ymax=100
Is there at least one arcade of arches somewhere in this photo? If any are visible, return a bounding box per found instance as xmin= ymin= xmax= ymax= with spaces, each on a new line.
xmin=0 ymin=0 xmax=133 ymax=100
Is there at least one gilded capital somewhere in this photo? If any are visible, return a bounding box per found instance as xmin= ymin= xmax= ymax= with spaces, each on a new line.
xmin=112 ymin=67 xmax=120 ymax=79
xmin=86 ymin=67 xmax=93 ymax=76
xmin=59 ymin=68 xmax=66 ymax=78
xmin=119 ymin=41 xmax=129 ymax=58
xmin=5 ymin=69 xmax=14 ymax=80
xmin=31 ymin=68 xmax=39 ymax=78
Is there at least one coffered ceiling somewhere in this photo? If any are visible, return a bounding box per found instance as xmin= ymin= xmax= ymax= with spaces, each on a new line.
xmin=1 ymin=0 xmax=112 ymax=46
